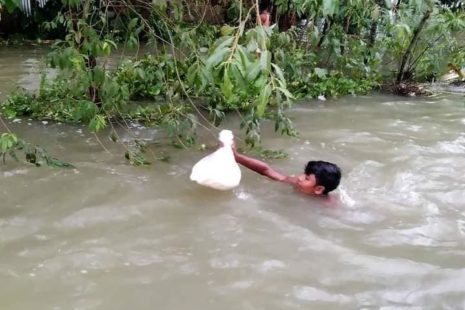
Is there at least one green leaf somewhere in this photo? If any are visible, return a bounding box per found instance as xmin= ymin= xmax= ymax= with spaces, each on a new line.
xmin=205 ymin=47 xmax=229 ymax=69
xmin=246 ymin=60 xmax=261 ymax=82
xmin=0 ymin=133 xmax=18 ymax=151
xmin=254 ymin=75 xmax=267 ymax=89
xmin=237 ymin=46 xmax=251 ymax=73
xmin=259 ymin=51 xmax=271 ymax=73
xmin=89 ymin=115 xmax=107 ymax=133
xmin=246 ymin=39 xmax=259 ymax=53
xmin=256 ymin=26 xmax=268 ymax=50
xmin=135 ymin=68 xmax=146 ymax=80
xmin=128 ymin=18 xmax=139 ymax=30
xmin=187 ymin=64 xmax=198 ymax=84
xmin=93 ymin=68 xmax=106 ymax=85
xmin=127 ymin=36 xmax=139 ymax=49
xmin=221 ymin=69 xmax=234 ymax=102
xmin=102 ymin=40 xmax=116 ymax=56
xmin=314 ymin=68 xmax=328 ymax=78
xmin=45 ymin=157 xmax=75 ymax=168
xmin=211 ymin=36 xmax=234 ymax=52
xmin=277 ymin=87 xmax=295 ymax=99
xmin=231 ymin=65 xmax=247 ymax=89
xmin=393 ymin=23 xmax=412 ymax=41
xmin=323 ymin=0 xmax=339 ymax=16
xmin=220 ymin=25 xmax=235 ymax=36
xmin=272 ymin=63 xmax=286 ymax=86
xmin=74 ymin=31 xmax=82 ymax=44
xmin=371 ymin=5 xmax=380 ymax=21
xmin=75 ymin=100 xmax=97 ymax=122
xmin=257 ymin=84 xmax=272 ymax=117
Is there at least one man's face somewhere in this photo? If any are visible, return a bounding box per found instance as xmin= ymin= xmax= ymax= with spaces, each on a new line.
xmin=296 ymin=174 xmax=325 ymax=196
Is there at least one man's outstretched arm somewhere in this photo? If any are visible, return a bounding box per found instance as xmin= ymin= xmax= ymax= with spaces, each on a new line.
xmin=233 ymin=151 xmax=295 ymax=184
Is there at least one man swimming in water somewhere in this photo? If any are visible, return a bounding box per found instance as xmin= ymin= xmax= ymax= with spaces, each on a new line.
xmin=233 ymin=148 xmax=341 ymax=197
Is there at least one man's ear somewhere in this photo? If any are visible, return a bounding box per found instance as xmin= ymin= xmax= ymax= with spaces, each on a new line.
xmin=314 ymin=185 xmax=325 ymax=195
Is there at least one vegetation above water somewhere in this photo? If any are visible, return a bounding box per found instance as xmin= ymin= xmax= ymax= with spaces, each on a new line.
xmin=0 ymin=0 xmax=464 ymax=165
xmin=0 ymin=132 xmax=74 ymax=167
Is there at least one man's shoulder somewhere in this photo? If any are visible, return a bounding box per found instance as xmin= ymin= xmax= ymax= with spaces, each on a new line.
xmin=322 ymin=193 xmax=340 ymax=207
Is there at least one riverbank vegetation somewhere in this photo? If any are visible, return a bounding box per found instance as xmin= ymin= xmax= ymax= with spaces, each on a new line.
xmin=1 ymin=0 xmax=464 ymax=165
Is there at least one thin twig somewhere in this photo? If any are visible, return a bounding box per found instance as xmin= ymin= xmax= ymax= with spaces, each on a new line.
xmin=0 ymin=116 xmax=13 ymax=133
xmin=407 ymin=35 xmax=444 ymax=72
xmin=93 ymin=132 xmax=112 ymax=154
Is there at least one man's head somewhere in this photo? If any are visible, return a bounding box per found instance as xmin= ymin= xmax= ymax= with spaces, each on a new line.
xmin=296 ymin=161 xmax=341 ymax=196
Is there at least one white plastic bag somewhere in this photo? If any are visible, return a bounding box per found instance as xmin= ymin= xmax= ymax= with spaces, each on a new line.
xmin=190 ymin=130 xmax=241 ymax=190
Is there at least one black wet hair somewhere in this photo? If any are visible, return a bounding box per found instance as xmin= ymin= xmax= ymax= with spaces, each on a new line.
xmin=305 ymin=161 xmax=341 ymax=195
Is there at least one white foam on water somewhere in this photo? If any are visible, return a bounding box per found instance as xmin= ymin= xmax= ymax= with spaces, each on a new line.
xmin=338 ymin=186 xmax=356 ymax=208
xmin=293 ymin=286 xmax=352 ymax=303
xmin=258 ymin=259 xmax=286 ymax=273
xmin=3 ymin=169 xmax=28 ymax=177
xmin=435 ymin=136 xmax=465 ymax=154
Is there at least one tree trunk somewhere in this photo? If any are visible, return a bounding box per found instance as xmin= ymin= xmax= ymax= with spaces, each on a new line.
xmin=340 ymin=16 xmax=351 ymax=55
xmin=317 ymin=19 xmax=330 ymax=48
xmin=364 ymin=19 xmax=378 ymax=64
xmin=86 ymin=53 xmax=101 ymax=107
xmin=277 ymin=11 xmax=296 ymax=31
xmin=396 ymin=9 xmax=432 ymax=83
xmin=368 ymin=20 xmax=377 ymax=49
xmin=0 ymin=12 xmax=20 ymax=36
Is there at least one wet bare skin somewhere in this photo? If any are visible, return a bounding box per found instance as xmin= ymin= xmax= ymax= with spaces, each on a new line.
xmin=233 ymin=152 xmax=328 ymax=198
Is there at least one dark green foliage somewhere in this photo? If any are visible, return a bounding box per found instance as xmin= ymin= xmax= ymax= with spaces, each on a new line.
xmin=115 ymin=54 xmax=190 ymax=101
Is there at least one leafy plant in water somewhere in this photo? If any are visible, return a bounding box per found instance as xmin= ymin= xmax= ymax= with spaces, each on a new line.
xmin=0 ymin=132 xmax=74 ymax=167
xmin=124 ymin=140 xmax=151 ymax=166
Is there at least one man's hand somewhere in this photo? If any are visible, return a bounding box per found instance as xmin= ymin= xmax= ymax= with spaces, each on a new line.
xmin=219 ymin=139 xmax=237 ymax=153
